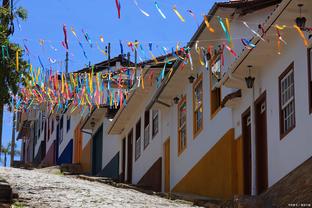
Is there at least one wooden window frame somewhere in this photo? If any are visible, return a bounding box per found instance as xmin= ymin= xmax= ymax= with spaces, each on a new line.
xmin=51 ymin=118 xmax=54 ymax=134
xmin=178 ymin=96 xmax=187 ymax=155
xmin=308 ymin=47 xmax=312 ymax=114
xmin=209 ymin=57 xmax=222 ymax=119
xmin=144 ymin=110 xmax=150 ymax=150
xmin=193 ymin=74 xmax=203 ymax=138
xmin=279 ymin=62 xmax=296 ymax=140
xmin=152 ymin=110 xmax=159 ymax=138
xmin=66 ymin=116 xmax=71 ymax=132
xmin=135 ymin=119 xmax=141 ymax=161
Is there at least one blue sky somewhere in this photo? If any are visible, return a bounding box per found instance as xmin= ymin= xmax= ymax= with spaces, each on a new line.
xmin=1 ymin=0 xmax=222 ymax=166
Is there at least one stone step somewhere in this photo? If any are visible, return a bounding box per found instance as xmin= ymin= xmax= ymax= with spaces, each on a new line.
xmin=0 ymin=182 xmax=12 ymax=203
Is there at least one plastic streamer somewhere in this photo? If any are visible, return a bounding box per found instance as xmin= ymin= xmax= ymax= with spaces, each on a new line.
xmin=225 ymin=18 xmax=233 ymax=47
xmin=195 ymin=41 xmax=204 ymax=66
xmin=155 ymin=2 xmax=166 ymax=19
xmin=100 ymin=36 xmax=104 ymax=43
xmin=224 ymin=44 xmax=237 ymax=57
xmin=275 ymin=24 xmax=287 ymax=30
xmin=241 ymin=38 xmax=256 ymax=49
xmin=48 ymin=57 xmax=57 ymax=64
xmin=115 ymin=0 xmax=121 ymax=19
xmin=187 ymin=10 xmax=198 ymax=27
xmin=139 ymin=45 xmax=147 ymax=59
xmin=82 ymin=29 xmax=93 ymax=48
xmin=71 ymin=27 xmax=88 ymax=59
xmin=134 ymin=0 xmax=150 ymax=17
xmin=95 ymin=42 xmax=107 ymax=57
xmin=50 ymin=45 xmax=58 ymax=52
xmin=120 ymin=41 xmax=124 ymax=56
xmin=294 ymin=25 xmax=308 ymax=47
xmin=218 ymin=17 xmax=231 ymax=45
xmin=16 ymin=50 xmax=19 ymax=72
xmin=188 ymin=51 xmax=194 ymax=71
xmin=38 ymin=56 xmax=45 ymax=70
xmin=172 ymin=5 xmax=185 ymax=22
xmin=62 ymin=25 xmax=69 ymax=50
xmin=243 ymin=21 xmax=265 ymax=42
xmin=276 ymin=28 xmax=287 ymax=45
xmin=203 ymin=15 xmax=214 ymax=33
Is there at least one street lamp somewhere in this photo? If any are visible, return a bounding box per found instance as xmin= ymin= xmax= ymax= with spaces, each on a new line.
xmin=245 ymin=65 xmax=255 ymax=89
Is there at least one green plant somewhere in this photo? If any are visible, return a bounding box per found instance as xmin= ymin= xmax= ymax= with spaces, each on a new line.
xmin=12 ymin=201 xmax=25 ymax=208
xmin=0 ymin=0 xmax=28 ymax=161
xmin=0 ymin=142 xmax=20 ymax=167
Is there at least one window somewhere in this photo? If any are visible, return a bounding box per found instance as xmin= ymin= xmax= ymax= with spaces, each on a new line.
xmin=144 ymin=110 xmax=150 ymax=149
xmin=308 ymin=48 xmax=312 ymax=113
xmin=135 ymin=119 xmax=141 ymax=160
xmin=60 ymin=116 xmax=64 ymax=144
xmin=51 ymin=118 xmax=54 ymax=133
xmin=193 ymin=75 xmax=203 ymax=137
xmin=178 ymin=96 xmax=187 ymax=155
xmin=41 ymin=113 xmax=44 ymax=131
xmin=152 ymin=110 xmax=159 ymax=138
xmin=210 ymin=58 xmax=222 ymax=117
xmin=66 ymin=116 xmax=71 ymax=132
xmin=279 ymin=62 xmax=296 ymax=139
xmin=48 ymin=118 xmax=50 ymax=141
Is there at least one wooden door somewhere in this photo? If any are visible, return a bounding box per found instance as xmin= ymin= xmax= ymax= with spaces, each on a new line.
xmin=242 ymin=108 xmax=252 ymax=195
xmin=164 ymin=138 xmax=170 ymax=192
xmin=127 ymin=130 xmax=133 ymax=183
xmin=121 ymin=138 xmax=126 ymax=182
xmin=74 ymin=121 xmax=83 ymax=164
xmin=55 ymin=123 xmax=60 ymax=164
xmin=255 ymin=92 xmax=268 ymax=194
xmin=92 ymin=125 xmax=103 ymax=175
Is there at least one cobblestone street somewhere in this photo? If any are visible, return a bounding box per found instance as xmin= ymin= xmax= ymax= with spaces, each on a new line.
xmin=0 ymin=168 xmax=199 ymax=208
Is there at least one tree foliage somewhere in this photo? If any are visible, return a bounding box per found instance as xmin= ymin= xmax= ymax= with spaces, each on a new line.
xmin=0 ymin=4 xmax=28 ymax=107
xmin=0 ymin=142 xmax=20 ymax=167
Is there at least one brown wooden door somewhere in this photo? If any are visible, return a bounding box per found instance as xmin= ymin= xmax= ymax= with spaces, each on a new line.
xmin=121 ymin=138 xmax=126 ymax=182
xmin=164 ymin=138 xmax=170 ymax=192
xmin=255 ymin=92 xmax=268 ymax=194
xmin=127 ymin=130 xmax=133 ymax=183
xmin=74 ymin=121 xmax=83 ymax=163
xmin=242 ymin=108 xmax=252 ymax=195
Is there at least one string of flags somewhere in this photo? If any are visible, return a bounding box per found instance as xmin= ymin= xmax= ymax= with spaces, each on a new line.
xmin=6 ymin=7 xmax=312 ymax=115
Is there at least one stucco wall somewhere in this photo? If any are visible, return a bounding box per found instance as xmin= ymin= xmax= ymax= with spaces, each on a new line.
xmin=231 ymin=32 xmax=312 ymax=187
xmin=102 ymin=118 xmax=121 ymax=172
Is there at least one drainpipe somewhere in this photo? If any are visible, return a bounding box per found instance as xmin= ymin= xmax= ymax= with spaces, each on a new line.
xmin=251 ymin=85 xmax=257 ymax=195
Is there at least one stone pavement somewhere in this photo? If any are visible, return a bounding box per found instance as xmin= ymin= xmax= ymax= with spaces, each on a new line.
xmin=0 ymin=168 xmax=200 ymax=208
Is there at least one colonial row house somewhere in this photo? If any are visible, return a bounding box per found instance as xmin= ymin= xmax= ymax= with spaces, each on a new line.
xmin=106 ymin=0 xmax=295 ymax=199
xmin=16 ymin=0 xmax=312 ymax=201
xmin=16 ymin=55 xmax=133 ymax=174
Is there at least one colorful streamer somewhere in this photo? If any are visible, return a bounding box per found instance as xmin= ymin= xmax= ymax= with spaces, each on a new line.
xmin=16 ymin=50 xmax=19 ymax=72
xmin=71 ymin=27 xmax=88 ymax=59
xmin=100 ymin=36 xmax=104 ymax=43
xmin=203 ymin=15 xmax=214 ymax=33
xmin=195 ymin=41 xmax=204 ymax=66
xmin=172 ymin=5 xmax=185 ymax=22
xmin=218 ymin=17 xmax=231 ymax=45
xmin=155 ymin=2 xmax=166 ymax=19
xmin=115 ymin=0 xmax=121 ymax=19
xmin=241 ymin=38 xmax=256 ymax=50
xmin=82 ymin=29 xmax=93 ymax=48
xmin=63 ymin=25 xmax=69 ymax=50
xmin=134 ymin=0 xmax=150 ymax=17
xmin=187 ymin=10 xmax=198 ymax=27
xmin=224 ymin=44 xmax=237 ymax=57
xmin=225 ymin=18 xmax=233 ymax=47
xmin=294 ymin=25 xmax=308 ymax=47
xmin=243 ymin=21 xmax=265 ymax=42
